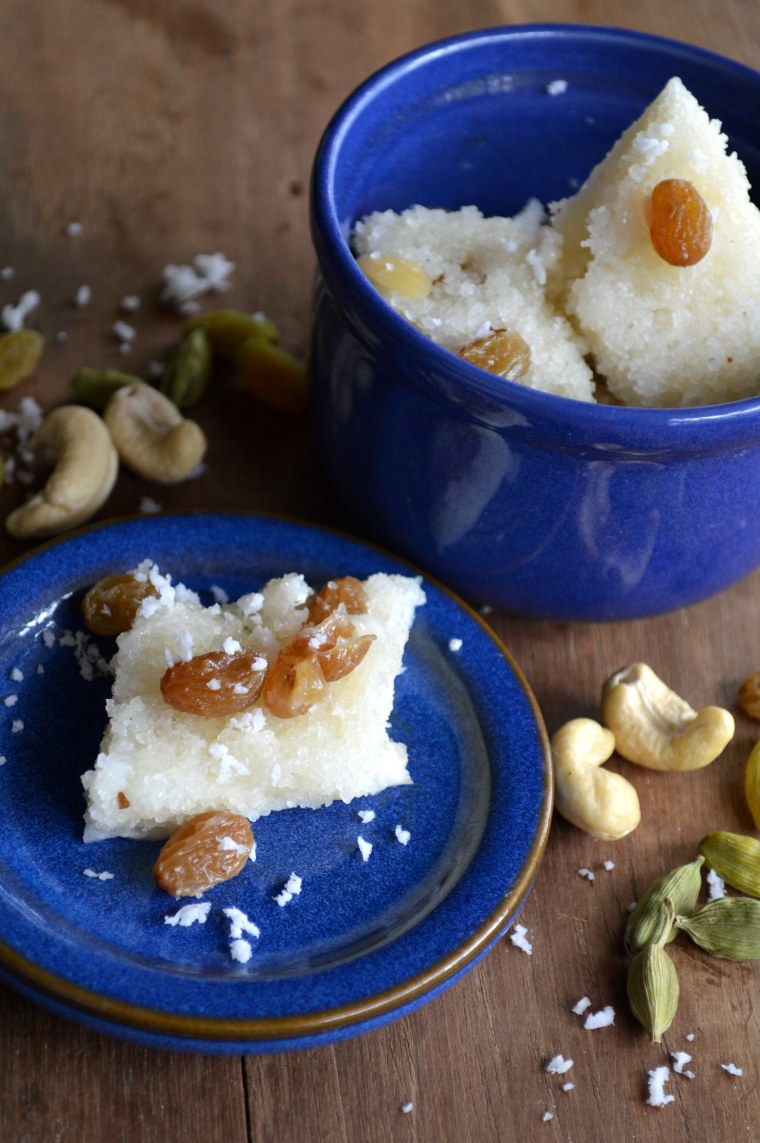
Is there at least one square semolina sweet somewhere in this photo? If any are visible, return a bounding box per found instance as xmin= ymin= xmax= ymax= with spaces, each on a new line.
xmin=353 ymin=201 xmax=595 ymax=402
xmin=81 ymin=563 xmax=425 ymax=841
xmin=549 ymin=76 xmax=760 ymax=406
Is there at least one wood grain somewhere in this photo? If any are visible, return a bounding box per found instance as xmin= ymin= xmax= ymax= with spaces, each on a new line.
xmin=1 ymin=2 xmax=760 ymax=1141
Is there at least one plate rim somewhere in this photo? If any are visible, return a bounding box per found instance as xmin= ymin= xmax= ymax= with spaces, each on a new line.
xmin=0 ymin=509 xmax=553 ymax=1045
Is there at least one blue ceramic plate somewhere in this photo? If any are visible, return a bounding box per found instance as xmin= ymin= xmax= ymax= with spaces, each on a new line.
xmin=0 ymin=512 xmax=551 ymax=1053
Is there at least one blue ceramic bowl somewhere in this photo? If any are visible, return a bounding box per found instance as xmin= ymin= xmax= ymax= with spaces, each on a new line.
xmin=309 ymin=25 xmax=760 ymax=621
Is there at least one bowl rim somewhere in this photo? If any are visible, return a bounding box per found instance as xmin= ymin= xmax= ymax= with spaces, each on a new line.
xmin=310 ymin=22 xmax=760 ymax=448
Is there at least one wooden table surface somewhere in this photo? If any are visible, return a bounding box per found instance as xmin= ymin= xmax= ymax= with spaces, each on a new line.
xmin=2 ymin=2 xmax=760 ymax=1140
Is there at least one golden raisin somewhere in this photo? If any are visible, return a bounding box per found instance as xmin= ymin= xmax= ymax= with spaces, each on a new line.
xmin=160 ymin=649 xmax=268 ymax=716
xmin=356 ymin=252 xmax=432 ymax=299
xmin=287 ymin=612 xmax=375 ymax=683
xmin=82 ymin=573 xmax=158 ymax=636
xmin=647 ymin=178 xmax=713 ymax=267
xmin=235 ymin=337 xmax=308 ymax=415
xmin=262 ymin=654 xmax=327 ymax=719
xmin=0 ymin=328 xmax=44 ymax=391
xmin=307 ymin=576 xmax=367 ymax=624
xmin=738 ymin=671 xmax=760 ymax=720
xmin=153 ymin=811 xmax=253 ymax=898
xmin=458 ymin=329 xmax=531 ymax=380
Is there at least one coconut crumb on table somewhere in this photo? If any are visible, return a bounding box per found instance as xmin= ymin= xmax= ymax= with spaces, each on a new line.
xmin=401 ymin=1102 xmax=414 ymax=1115
xmin=722 ymin=1063 xmax=743 ymax=1077
xmin=571 ymin=996 xmax=592 ymax=1015
xmin=647 ymin=1066 xmax=675 ymax=1107
xmin=561 ymin=1083 xmax=575 ymax=1093
xmin=583 ymin=1006 xmax=615 ymax=1030
xmin=509 ymin=923 xmax=533 ymax=955
xmin=2 ymin=289 xmax=40 ymax=331
xmin=671 ymin=1051 xmax=695 ymax=1079
xmin=545 ymin=1055 xmax=573 ymax=1075
xmin=578 ymin=867 xmax=595 ymax=881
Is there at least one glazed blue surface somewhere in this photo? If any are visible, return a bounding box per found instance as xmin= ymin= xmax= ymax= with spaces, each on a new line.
xmin=309 ymin=25 xmax=760 ymax=620
xmin=0 ymin=513 xmax=551 ymax=1053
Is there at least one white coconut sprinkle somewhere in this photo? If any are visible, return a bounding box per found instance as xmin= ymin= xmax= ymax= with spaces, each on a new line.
xmin=74 ymin=284 xmax=91 ymax=308
xmin=357 ymin=835 xmax=373 ymax=862
xmin=401 ymin=1102 xmax=414 ymax=1114
xmin=448 ymin=637 xmax=463 ymax=652
xmin=0 ymin=755 xmax=5 ymax=765
xmin=647 ymin=1066 xmax=675 ymax=1107
xmin=722 ymin=1063 xmax=743 ymax=1077
xmin=578 ymin=867 xmax=595 ymax=881
xmin=685 ymin=1032 xmax=695 ymax=1042
xmin=274 ymin=872 xmax=303 ymax=906
xmin=4 ymin=694 xmax=18 ymax=707
xmin=395 ymin=824 xmax=411 ymax=846
xmin=561 ymin=1083 xmax=575 ymax=1093
xmin=120 ymin=295 xmax=141 ymax=312
xmin=83 ymin=869 xmax=114 ymax=881
xmin=139 ymin=496 xmax=162 ymax=514
xmin=160 ymin=253 xmax=235 ymax=312
xmin=1 ymin=267 xmax=14 ymax=280
xmin=706 ymin=868 xmax=726 ymax=900
xmin=545 ymin=1055 xmax=573 ymax=1075
xmin=572 ymin=996 xmax=592 ymax=1015
xmin=603 ymin=860 xmax=615 ymax=871
xmin=218 ymin=835 xmax=251 ymax=857
xmin=358 ymin=809 xmax=376 ymax=823
xmin=10 ymin=668 xmax=23 ymax=682
xmin=222 ymin=637 xmax=243 ymax=655
xmin=66 ymin=221 xmax=82 ymax=236
xmin=509 ymin=923 xmax=533 ymax=955
xmin=11 ymin=719 xmax=24 ymax=733
xmin=113 ymin=319 xmax=136 ymax=343
xmin=583 ymin=1006 xmax=615 ymax=1030
xmin=546 ymin=78 xmax=568 ymax=95
xmin=164 ymin=902 xmax=212 ymax=927
xmin=223 ymin=907 xmax=261 ymax=940
xmin=211 ymin=584 xmax=229 ymax=604
xmin=229 ymin=938 xmax=253 ymax=964
xmin=542 ymin=1111 xmax=554 ymax=1122
xmin=671 ymin=1051 xmax=695 ymax=1079
xmin=2 ymin=289 xmax=40 ymax=331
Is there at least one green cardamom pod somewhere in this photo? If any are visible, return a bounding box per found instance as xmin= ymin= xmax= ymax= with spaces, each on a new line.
xmin=699 ymin=831 xmax=760 ymax=899
xmin=627 ymin=943 xmax=680 ymax=1043
xmin=72 ymin=366 xmax=140 ymax=410
xmin=625 ymin=856 xmax=704 ymax=954
xmin=677 ymin=897 xmax=760 ymax=960
xmin=160 ymin=327 xmax=213 ymax=409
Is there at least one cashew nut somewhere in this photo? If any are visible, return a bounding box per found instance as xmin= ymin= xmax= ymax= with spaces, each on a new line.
xmin=601 ymin=662 xmax=735 ymax=772
xmin=551 ymin=718 xmax=641 ymax=840
xmin=5 ymin=405 xmax=118 ymax=539
xmin=103 ymin=382 xmax=207 ymax=482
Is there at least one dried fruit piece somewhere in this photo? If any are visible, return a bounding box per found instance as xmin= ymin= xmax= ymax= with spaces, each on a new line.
xmin=117 ymin=791 xmax=130 ymax=809
xmin=307 ymin=576 xmax=367 ymax=624
xmin=160 ymin=649 xmax=268 ymax=716
xmin=235 ymin=337 xmax=308 ymax=415
xmin=82 ymin=573 xmax=158 ymax=635
xmin=0 ymin=328 xmax=44 ymax=390
xmin=286 ymin=612 xmax=375 ymax=682
xmin=153 ymin=811 xmax=253 ymax=897
xmin=737 ymin=670 xmax=760 ymax=719
xmin=160 ymin=326 xmax=213 ymax=409
xmin=262 ymin=653 xmax=327 ymax=718
xmin=356 ymin=252 xmax=432 ymax=299
xmin=647 ymin=178 xmax=713 ymax=267
xmin=184 ymin=309 xmax=280 ymax=357
xmin=746 ymin=741 xmax=760 ymax=829
xmin=459 ymin=329 xmax=531 ymax=379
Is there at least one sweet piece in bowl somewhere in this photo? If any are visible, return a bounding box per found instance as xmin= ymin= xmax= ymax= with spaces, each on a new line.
xmin=309 ymin=25 xmax=760 ymax=620
xmin=550 ymin=77 xmax=760 ymax=407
